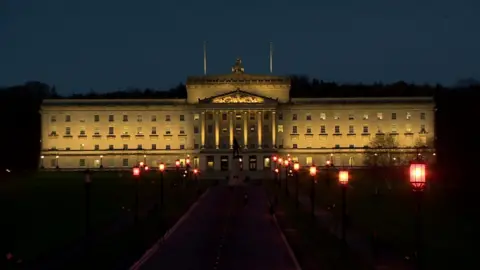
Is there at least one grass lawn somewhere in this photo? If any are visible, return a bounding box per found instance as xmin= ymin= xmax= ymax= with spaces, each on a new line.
xmin=264 ymin=180 xmax=372 ymax=270
xmin=0 ymin=170 xmax=211 ymax=268
xmin=286 ymin=166 xmax=472 ymax=269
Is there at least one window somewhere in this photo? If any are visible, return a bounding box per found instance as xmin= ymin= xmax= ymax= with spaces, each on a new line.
xmin=293 ymin=144 xmax=298 ymax=149
xmin=292 ymin=114 xmax=297 ymax=120
xmin=163 ymin=115 xmax=170 ymax=121
xmin=151 ymin=127 xmax=157 ymax=134
xmin=122 ymin=158 xmax=129 ymax=167
xmin=335 ymin=144 xmax=340 ymax=149
xmin=250 ymin=125 xmax=255 ymax=132
xmin=222 ymin=113 xmax=227 ymax=121
xmin=222 ymin=127 xmax=228 ymax=133
xmin=207 ymin=125 xmax=213 ymax=134
xmin=137 ymin=144 xmax=142 ymax=150
xmin=236 ymin=113 xmax=242 ymax=120
xmin=137 ymin=127 xmax=143 ymax=134
xmin=194 ymin=114 xmax=200 ymax=120
xmin=50 ymin=127 xmax=57 ymax=136
xmin=249 ymin=156 xmax=257 ymax=171
xmin=391 ymin=113 xmax=397 ymax=120
xmin=152 ymin=144 xmax=156 ymax=150
xmin=250 ymin=112 xmax=255 ymax=120
xmin=263 ymin=156 xmax=271 ymax=169
xmin=207 ymin=113 xmax=213 ymax=120
xmin=377 ymin=113 xmax=383 ymax=120
xmin=65 ymin=127 xmax=71 ymax=135
xmin=363 ymin=114 xmax=369 ymax=120
xmin=179 ymin=127 xmax=185 ymax=134
xmin=80 ymin=127 xmax=86 ymax=135
xmin=123 ymin=115 xmax=128 ymax=122
xmin=306 ymin=126 xmax=312 ymax=134
xmin=123 ymin=144 xmax=128 ymax=150
xmin=320 ymin=113 xmax=326 ymax=120
xmin=194 ymin=143 xmax=199 ymax=149
xmin=79 ymin=159 xmax=86 ymax=167
xmin=66 ymin=115 xmax=71 ymax=122
xmin=406 ymin=124 xmax=412 ymax=133
xmin=122 ymin=127 xmax=129 ymax=135
xmin=406 ymin=112 xmax=411 ymax=120
xmin=51 ymin=115 xmax=56 ymax=122
xmin=235 ymin=124 xmax=241 ymax=132
xmin=306 ymin=113 xmax=312 ymax=120
xmin=94 ymin=144 xmax=99 ymax=150
xmin=278 ymin=113 xmax=283 ymax=120
xmin=93 ymin=115 xmax=99 ymax=122
xmin=420 ymin=112 xmax=426 ymax=120
xmin=207 ymin=156 xmax=214 ymax=171
xmin=320 ymin=125 xmax=326 ymax=134
xmin=151 ymin=115 xmax=157 ymax=122
xmin=194 ymin=126 xmax=199 ymax=134
xmin=180 ymin=115 xmax=185 ymax=121
xmin=420 ymin=124 xmax=426 ymax=133
xmin=166 ymin=144 xmax=171 ymax=150
xmin=165 ymin=128 xmax=171 ymax=135
xmin=292 ymin=126 xmax=297 ymax=134
xmin=349 ymin=125 xmax=354 ymax=134
xmin=220 ymin=156 xmax=229 ymax=171
xmin=180 ymin=144 xmax=185 ymax=149
xmin=278 ymin=125 xmax=284 ymax=132
xmin=264 ymin=112 xmax=269 ymax=120
xmin=109 ymin=115 xmax=114 ymax=122
xmin=94 ymin=127 xmax=100 ymax=135
xmin=349 ymin=144 xmax=355 ymax=148
xmin=334 ymin=125 xmax=340 ymax=133
xmin=109 ymin=127 xmax=114 ymax=135
xmin=306 ymin=157 xmax=313 ymax=166
xmin=334 ymin=113 xmax=340 ymax=120
xmin=80 ymin=144 xmax=85 ymax=150
xmin=348 ymin=114 xmax=354 ymax=120
xmin=363 ymin=125 xmax=369 ymax=133
xmin=391 ymin=124 xmax=397 ymax=133
xmin=109 ymin=145 xmax=114 ymax=150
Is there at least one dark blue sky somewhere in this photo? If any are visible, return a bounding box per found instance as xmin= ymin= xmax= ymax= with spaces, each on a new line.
xmin=1 ymin=0 xmax=478 ymax=94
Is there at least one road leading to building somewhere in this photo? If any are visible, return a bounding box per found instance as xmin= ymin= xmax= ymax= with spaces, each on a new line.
xmin=135 ymin=185 xmax=299 ymax=270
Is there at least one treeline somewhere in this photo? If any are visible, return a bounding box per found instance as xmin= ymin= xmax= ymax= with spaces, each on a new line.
xmin=0 ymin=78 xmax=477 ymax=199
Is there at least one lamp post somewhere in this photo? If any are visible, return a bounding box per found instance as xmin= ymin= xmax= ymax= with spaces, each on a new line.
xmin=284 ymin=159 xmax=290 ymax=196
xmin=159 ymin=163 xmax=165 ymax=209
xmin=100 ymin=155 xmax=103 ymax=169
xmin=55 ymin=155 xmax=59 ymax=169
xmin=193 ymin=168 xmax=198 ymax=181
xmin=132 ymin=166 xmax=141 ymax=224
xmin=40 ymin=155 xmax=44 ymax=169
xmin=339 ymin=170 xmax=349 ymax=246
xmin=309 ymin=166 xmax=317 ymax=218
xmin=186 ymin=157 xmax=191 ymax=183
xmin=175 ymin=159 xmax=180 ymax=187
xmin=278 ymin=158 xmax=283 ymax=188
xmin=272 ymin=155 xmax=278 ymax=183
xmin=143 ymin=154 xmax=147 ymax=165
xmin=84 ymin=169 xmax=92 ymax=237
xmin=293 ymin=162 xmax=300 ymax=209
xmin=410 ymin=161 xmax=426 ymax=269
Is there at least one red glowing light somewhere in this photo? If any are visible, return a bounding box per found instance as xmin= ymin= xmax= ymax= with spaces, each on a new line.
xmin=186 ymin=158 xmax=190 ymax=164
xmin=309 ymin=166 xmax=317 ymax=176
xmin=272 ymin=155 xmax=277 ymax=162
xmin=139 ymin=162 xmax=144 ymax=167
xmin=193 ymin=168 xmax=198 ymax=174
xmin=159 ymin=163 xmax=165 ymax=172
xmin=144 ymin=166 xmax=149 ymax=171
xmin=293 ymin=163 xmax=300 ymax=171
xmin=274 ymin=168 xmax=279 ymax=174
xmin=133 ymin=167 xmax=140 ymax=176
xmin=339 ymin=170 xmax=349 ymax=185
xmin=409 ymin=162 xmax=426 ymax=190
xmin=284 ymin=160 xmax=289 ymax=166
xmin=175 ymin=160 xmax=180 ymax=167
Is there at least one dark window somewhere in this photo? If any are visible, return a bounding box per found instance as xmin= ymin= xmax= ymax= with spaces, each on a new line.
xmin=249 ymin=155 xmax=257 ymax=171
xmin=220 ymin=156 xmax=229 ymax=171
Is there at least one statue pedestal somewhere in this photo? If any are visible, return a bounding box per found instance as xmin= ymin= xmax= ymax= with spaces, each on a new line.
xmin=228 ymin=156 xmax=243 ymax=186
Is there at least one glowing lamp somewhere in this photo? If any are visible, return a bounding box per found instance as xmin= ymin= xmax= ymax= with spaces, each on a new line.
xmin=144 ymin=166 xmax=149 ymax=171
xmin=272 ymin=155 xmax=277 ymax=162
xmin=339 ymin=170 xmax=349 ymax=185
xmin=133 ymin=167 xmax=140 ymax=176
xmin=284 ymin=159 xmax=289 ymax=167
xmin=409 ymin=162 xmax=426 ymax=191
xmin=278 ymin=158 xmax=283 ymax=164
xmin=274 ymin=168 xmax=279 ymax=174
xmin=139 ymin=161 xmax=144 ymax=167
xmin=193 ymin=168 xmax=198 ymax=174
xmin=239 ymin=158 xmax=243 ymax=162
xmin=186 ymin=158 xmax=190 ymax=165
xmin=56 ymin=155 xmax=59 ymax=159
xmin=309 ymin=166 xmax=317 ymax=176
xmin=293 ymin=163 xmax=300 ymax=171
xmin=41 ymin=156 xmax=44 ymax=159
xmin=175 ymin=160 xmax=180 ymax=167
xmin=326 ymin=160 xmax=331 ymax=166
xmin=159 ymin=163 xmax=165 ymax=172
xmin=288 ymin=157 xmax=292 ymax=162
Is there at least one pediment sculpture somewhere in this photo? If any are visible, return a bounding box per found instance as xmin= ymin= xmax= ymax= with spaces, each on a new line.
xmin=212 ymin=91 xmax=264 ymax=104
xmin=231 ymin=58 xmax=245 ymax=74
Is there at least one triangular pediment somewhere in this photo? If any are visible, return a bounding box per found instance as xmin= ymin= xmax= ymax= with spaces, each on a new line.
xmin=199 ymin=89 xmax=278 ymax=104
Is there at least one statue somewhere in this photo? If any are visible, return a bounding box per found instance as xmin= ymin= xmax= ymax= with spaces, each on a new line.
xmin=233 ymin=137 xmax=241 ymax=158
xmin=231 ymin=58 xmax=245 ymax=74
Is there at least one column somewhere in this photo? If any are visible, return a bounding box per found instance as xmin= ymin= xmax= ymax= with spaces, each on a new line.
xmin=272 ymin=111 xmax=276 ymax=148
xmin=215 ymin=111 xmax=219 ymax=149
xmin=243 ymin=111 xmax=248 ymax=149
xmin=201 ymin=111 xmax=205 ymax=149
xmin=257 ymin=111 xmax=262 ymax=149
xmin=229 ymin=111 xmax=234 ymax=149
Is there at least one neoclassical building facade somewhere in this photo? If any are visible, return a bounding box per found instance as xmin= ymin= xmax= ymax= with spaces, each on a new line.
xmin=40 ymin=60 xmax=435 ymax=177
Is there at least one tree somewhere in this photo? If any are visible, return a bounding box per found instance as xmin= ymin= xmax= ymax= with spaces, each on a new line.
xmin=363 ymin=135 xmax=399 ymax=167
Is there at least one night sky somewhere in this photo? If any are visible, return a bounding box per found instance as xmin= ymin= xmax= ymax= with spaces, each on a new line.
xmin=1 ymin=0 xmax=478 ymax=94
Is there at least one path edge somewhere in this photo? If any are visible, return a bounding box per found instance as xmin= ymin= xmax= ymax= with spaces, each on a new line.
xmin=129 ymin=188 xmax=212 ymax=270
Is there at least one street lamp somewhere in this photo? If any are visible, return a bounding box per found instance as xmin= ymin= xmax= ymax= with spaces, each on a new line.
xmin=84 ymin=169 xmax=92 ymax=238
xmin=100 ymin=155 xmax=103 ymax=169
xmin=175 ymin=160 xmax=181 ymax=187
xmin=284 ymin=159 xmax=290 ymax=196
xmin=193 ymin=168 xmax=198 ymax=181
xmin=55 ymin=155 xmax=59 ymax=169
xmin=158 ymin=163 xmax=165 ymax=209
xmin=338 ymin=170 xmax=349 ymax=245
xmin=139 ymin=161 xmax=144 ymax=168
xmin=143 ymin=154 xmax=147 ymax=165
xmin=293 ymin=163 xmax=300 ymax=209
xmin=409 ymin=161 xmax=426 ymax=269
xmin=132 ymin=166 xmax=141 ymax=223
xmin=309 ymin=166 xmax=317 ymax=218
xmin=40 ymin=155 xmax=44 ymax=169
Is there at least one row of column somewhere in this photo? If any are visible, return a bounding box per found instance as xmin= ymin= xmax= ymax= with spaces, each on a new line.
xmin=200 ymin=110 xmax=276 ymax=149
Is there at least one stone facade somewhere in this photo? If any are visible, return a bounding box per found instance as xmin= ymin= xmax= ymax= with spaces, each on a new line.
xmin=40 ymin=63 xmax=435 ymax=177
